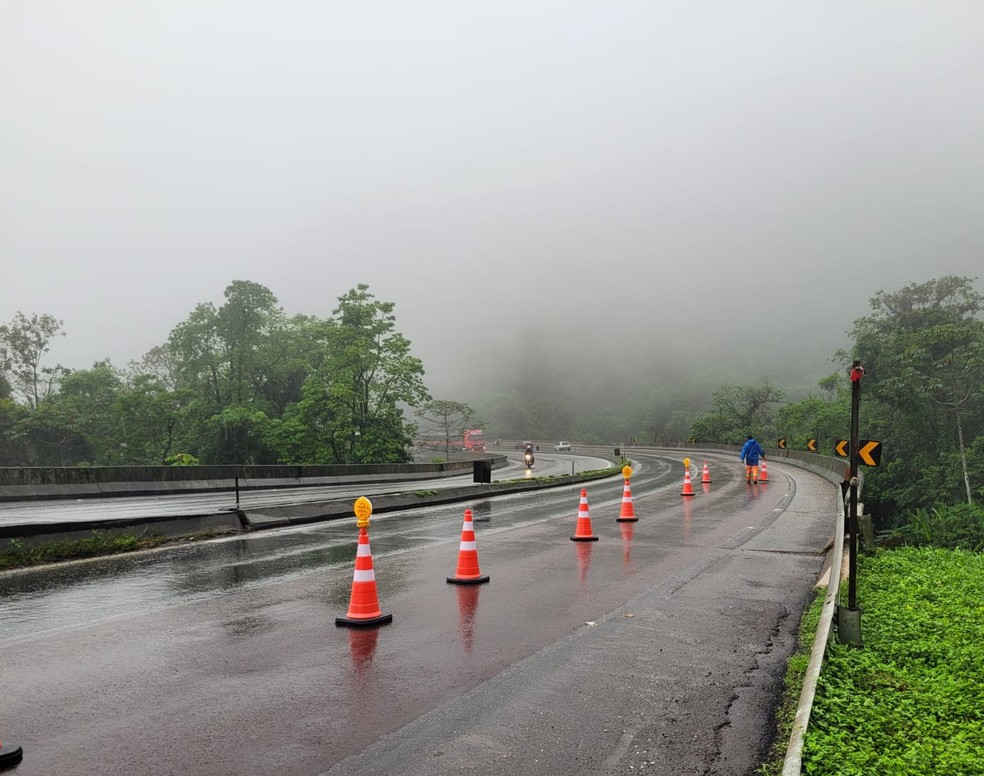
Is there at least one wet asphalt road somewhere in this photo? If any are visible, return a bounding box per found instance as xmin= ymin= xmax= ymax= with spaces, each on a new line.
xmin=0 ymin=451 xmax=835 ymax=776
xmin=0 ymin=451 xmax=599 ymax=527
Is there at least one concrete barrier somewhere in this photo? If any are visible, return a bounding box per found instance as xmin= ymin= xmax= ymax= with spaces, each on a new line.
xmin=0 ymin=458 xmax=505 ymax=503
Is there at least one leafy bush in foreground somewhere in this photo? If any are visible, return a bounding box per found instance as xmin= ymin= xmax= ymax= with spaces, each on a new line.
xmin=803 ymin=547 xmax=984 ymax=775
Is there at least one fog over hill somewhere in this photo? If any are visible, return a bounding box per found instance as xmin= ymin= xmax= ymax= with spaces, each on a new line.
xmin=3 ymin=3 xmax=983 ymax=408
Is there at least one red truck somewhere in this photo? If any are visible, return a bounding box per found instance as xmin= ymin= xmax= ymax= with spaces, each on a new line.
xmin=416 ymin=429 xmax=486 ymax=453
xmin=462 ymin=429 xmax=486 ymax=452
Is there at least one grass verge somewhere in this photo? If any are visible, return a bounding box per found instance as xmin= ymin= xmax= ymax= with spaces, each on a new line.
xmin=1 ymin=530 xmax=176 ymax=570
xmin=761 ymin=546 xmax=984 ymax=775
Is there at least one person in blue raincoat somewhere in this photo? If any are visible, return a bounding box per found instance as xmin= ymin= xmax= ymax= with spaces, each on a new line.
xmin=739 ymin=435 xmax=765 ymax=483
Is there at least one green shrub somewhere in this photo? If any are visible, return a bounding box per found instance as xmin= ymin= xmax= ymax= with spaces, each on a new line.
xmin=889 ymin=503 xmax=984 ymax=551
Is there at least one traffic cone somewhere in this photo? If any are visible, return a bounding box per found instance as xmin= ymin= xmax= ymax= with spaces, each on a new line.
xmin=701 ymin=461 xmax=712 ymax=484
xmin=571 ymin=488 xmax=599 ymax=541
xmin=617 ymin=477 xmax=638 ymax=522
xmin=758 ymin=459 xmax=769 ymax=483
xmin=681 ymin=466 xmax=695 ymax=496
xmin=336 ymin=524 xmax=393 ymax=627
xmin=0 ymin=740 xmax=23 ymax=767
xmin=447 ymin=509 xmax=490 ymax=584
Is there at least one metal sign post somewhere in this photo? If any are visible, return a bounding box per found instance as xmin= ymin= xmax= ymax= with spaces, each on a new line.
xmin=838 ymin=359 xmax=864 ymax=645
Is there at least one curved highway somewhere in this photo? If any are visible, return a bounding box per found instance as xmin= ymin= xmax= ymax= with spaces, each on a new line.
xmin=0 ymin=450 xmax=837 ymax=776
xmin=0 ymin=450 xmax=609 ymax=527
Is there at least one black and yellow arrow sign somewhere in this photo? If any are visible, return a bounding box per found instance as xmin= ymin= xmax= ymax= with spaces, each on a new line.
xmin=807 ymin=438 xmax=817 ymax=452
xmin=777 ymin=438 xmax=786 ymax=450
xmin=834 ymin=439 xmax=882 ymax=466
xmin=859 ymin=440 xmax=882 ymax=466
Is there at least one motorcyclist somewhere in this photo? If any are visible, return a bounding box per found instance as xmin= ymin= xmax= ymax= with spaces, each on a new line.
xmin=524 ymin=444 xmax=535 ymax=467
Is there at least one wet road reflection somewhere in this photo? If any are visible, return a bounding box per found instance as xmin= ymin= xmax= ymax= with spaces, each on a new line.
xmin=0 ymin=453 xmax=735 ymax=643
xmin=0 ymin=452 xmax=825 ymax=776
xmin=0 ymin=453 xmax=609 ymax=527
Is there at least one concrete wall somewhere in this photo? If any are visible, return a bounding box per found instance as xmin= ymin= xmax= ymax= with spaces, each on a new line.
xmin=0 ymin=458 xmax=502 ymax=502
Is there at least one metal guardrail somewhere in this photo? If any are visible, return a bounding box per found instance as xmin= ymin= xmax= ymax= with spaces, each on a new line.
xmin=781 ymin=485 xmax=846 ymax=774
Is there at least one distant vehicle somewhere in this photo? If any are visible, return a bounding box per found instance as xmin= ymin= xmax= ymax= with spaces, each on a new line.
xmin=417 ymin=429 xmax=486 ymax=453
xmin=462 ymin=428 xmax=486 ymax=452
xmin=515 ymin=440 xmax=533 ymax=450
xmin=554 ymin=441 xmax=572 ymax=452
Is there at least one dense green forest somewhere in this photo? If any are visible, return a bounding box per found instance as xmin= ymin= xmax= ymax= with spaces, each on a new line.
xmin=2 ymin=275 xmax=982 ymax=534
xmin=0 ymin=282 xmax=430 ymax=468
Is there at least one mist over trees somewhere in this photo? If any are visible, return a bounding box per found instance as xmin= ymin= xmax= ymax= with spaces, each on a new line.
xmin=2 ymin=274 xmax=982 ymax=537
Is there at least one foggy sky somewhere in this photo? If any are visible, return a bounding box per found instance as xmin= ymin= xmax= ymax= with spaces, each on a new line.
xmin=3 ymin=2 xmax=983 ymax=400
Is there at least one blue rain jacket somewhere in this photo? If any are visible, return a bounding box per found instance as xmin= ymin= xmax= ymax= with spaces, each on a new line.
xmin=740 ymin=438 xmax=764 ymax=466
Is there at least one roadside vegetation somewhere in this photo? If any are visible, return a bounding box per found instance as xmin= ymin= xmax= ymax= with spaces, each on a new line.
xmin=0 ymin=531 xmax=171 ymax=570
xmin=802 ymin=547 xmax=984 ymax=774
xmin=759 ymin=523 xmax=984 ymax=775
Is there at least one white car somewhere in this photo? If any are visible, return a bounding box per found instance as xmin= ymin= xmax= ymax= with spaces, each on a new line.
xmin=554 ymin=441 xmax=572 ymax=452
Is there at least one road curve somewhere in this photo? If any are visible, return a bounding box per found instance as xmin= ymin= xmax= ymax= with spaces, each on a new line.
xmin=0 ymin=452 xmax=609 ymax=527
xmin=0 ymin=451 xmax=837 ymax=776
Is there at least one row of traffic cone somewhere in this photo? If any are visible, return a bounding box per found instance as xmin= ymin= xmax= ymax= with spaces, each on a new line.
xmin=336 ymin=459 xmax=762 ymax=628
xmin=682 ymin=459 xmax=763 ymax=495
xmin=337 ymin=480 xmax=637 ymax=627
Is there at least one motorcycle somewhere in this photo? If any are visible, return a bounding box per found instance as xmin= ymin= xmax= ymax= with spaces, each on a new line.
xmin=524 ymin=451 xmax=535 ymax=468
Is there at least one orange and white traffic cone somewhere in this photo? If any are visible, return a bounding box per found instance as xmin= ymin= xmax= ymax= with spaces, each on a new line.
xmin=0 ymin=740 xmax=24 ymax=767
xmin=571 ymin=488 xmax=599 ymax=541
xmin=447 ymin=508 xmax=490 ymax=584
xmin=681 ymin=466 xmax=695 ymax=497
xmin=701 ymin=461 xmax=712 ymax=484
xmin=617 ymin=476 xmax=638 ymax=522
xmin=336 ymin=498 xmax=392 ymax=628
xmin=758 ymin=459 xmax=769 ymax=483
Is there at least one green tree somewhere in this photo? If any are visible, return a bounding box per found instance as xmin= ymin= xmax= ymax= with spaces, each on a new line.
xmin=416 ymin=399 xmax=478 ymax=460
xmin=320 ymin=285 xmax=428 ymax=463
xmin=841 ymin=275 xmax=984 ymax=521
xmin=272 ymin=285 xmax=428 ymax=464
xmin=0 ymin=312 xmax=67 ymax=409
xmin=775 ymin=375 xmax=851 ymax=453
xmin=114 ymin=374 xmax=195 ymax=464
xmin=690 ymin=380 xmax=784 ymax=444
xmin=53 ymin=360 xmax=125 ymax=463
xmin=165 ymin=281 xmax=298 ymax=462
xmin=893 ymin=321 xmax=984 ymax=504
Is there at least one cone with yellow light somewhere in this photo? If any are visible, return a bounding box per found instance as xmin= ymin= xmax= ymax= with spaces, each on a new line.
xmin=617 ymin=466 xmax=638 ymax=522
xmin=571 ymin=488 xmax=599 ymax=541
xmin=447 ymin=508 xmax=490 ymax=584
xmin=336 ymin=497 xmax=393 ymax=628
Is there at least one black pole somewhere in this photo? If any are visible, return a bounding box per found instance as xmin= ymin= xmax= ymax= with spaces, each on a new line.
xmin=235 ymin=475 xmax=240 ymax=510
xmin=848 ymin=360 xmax=862 ymax=609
